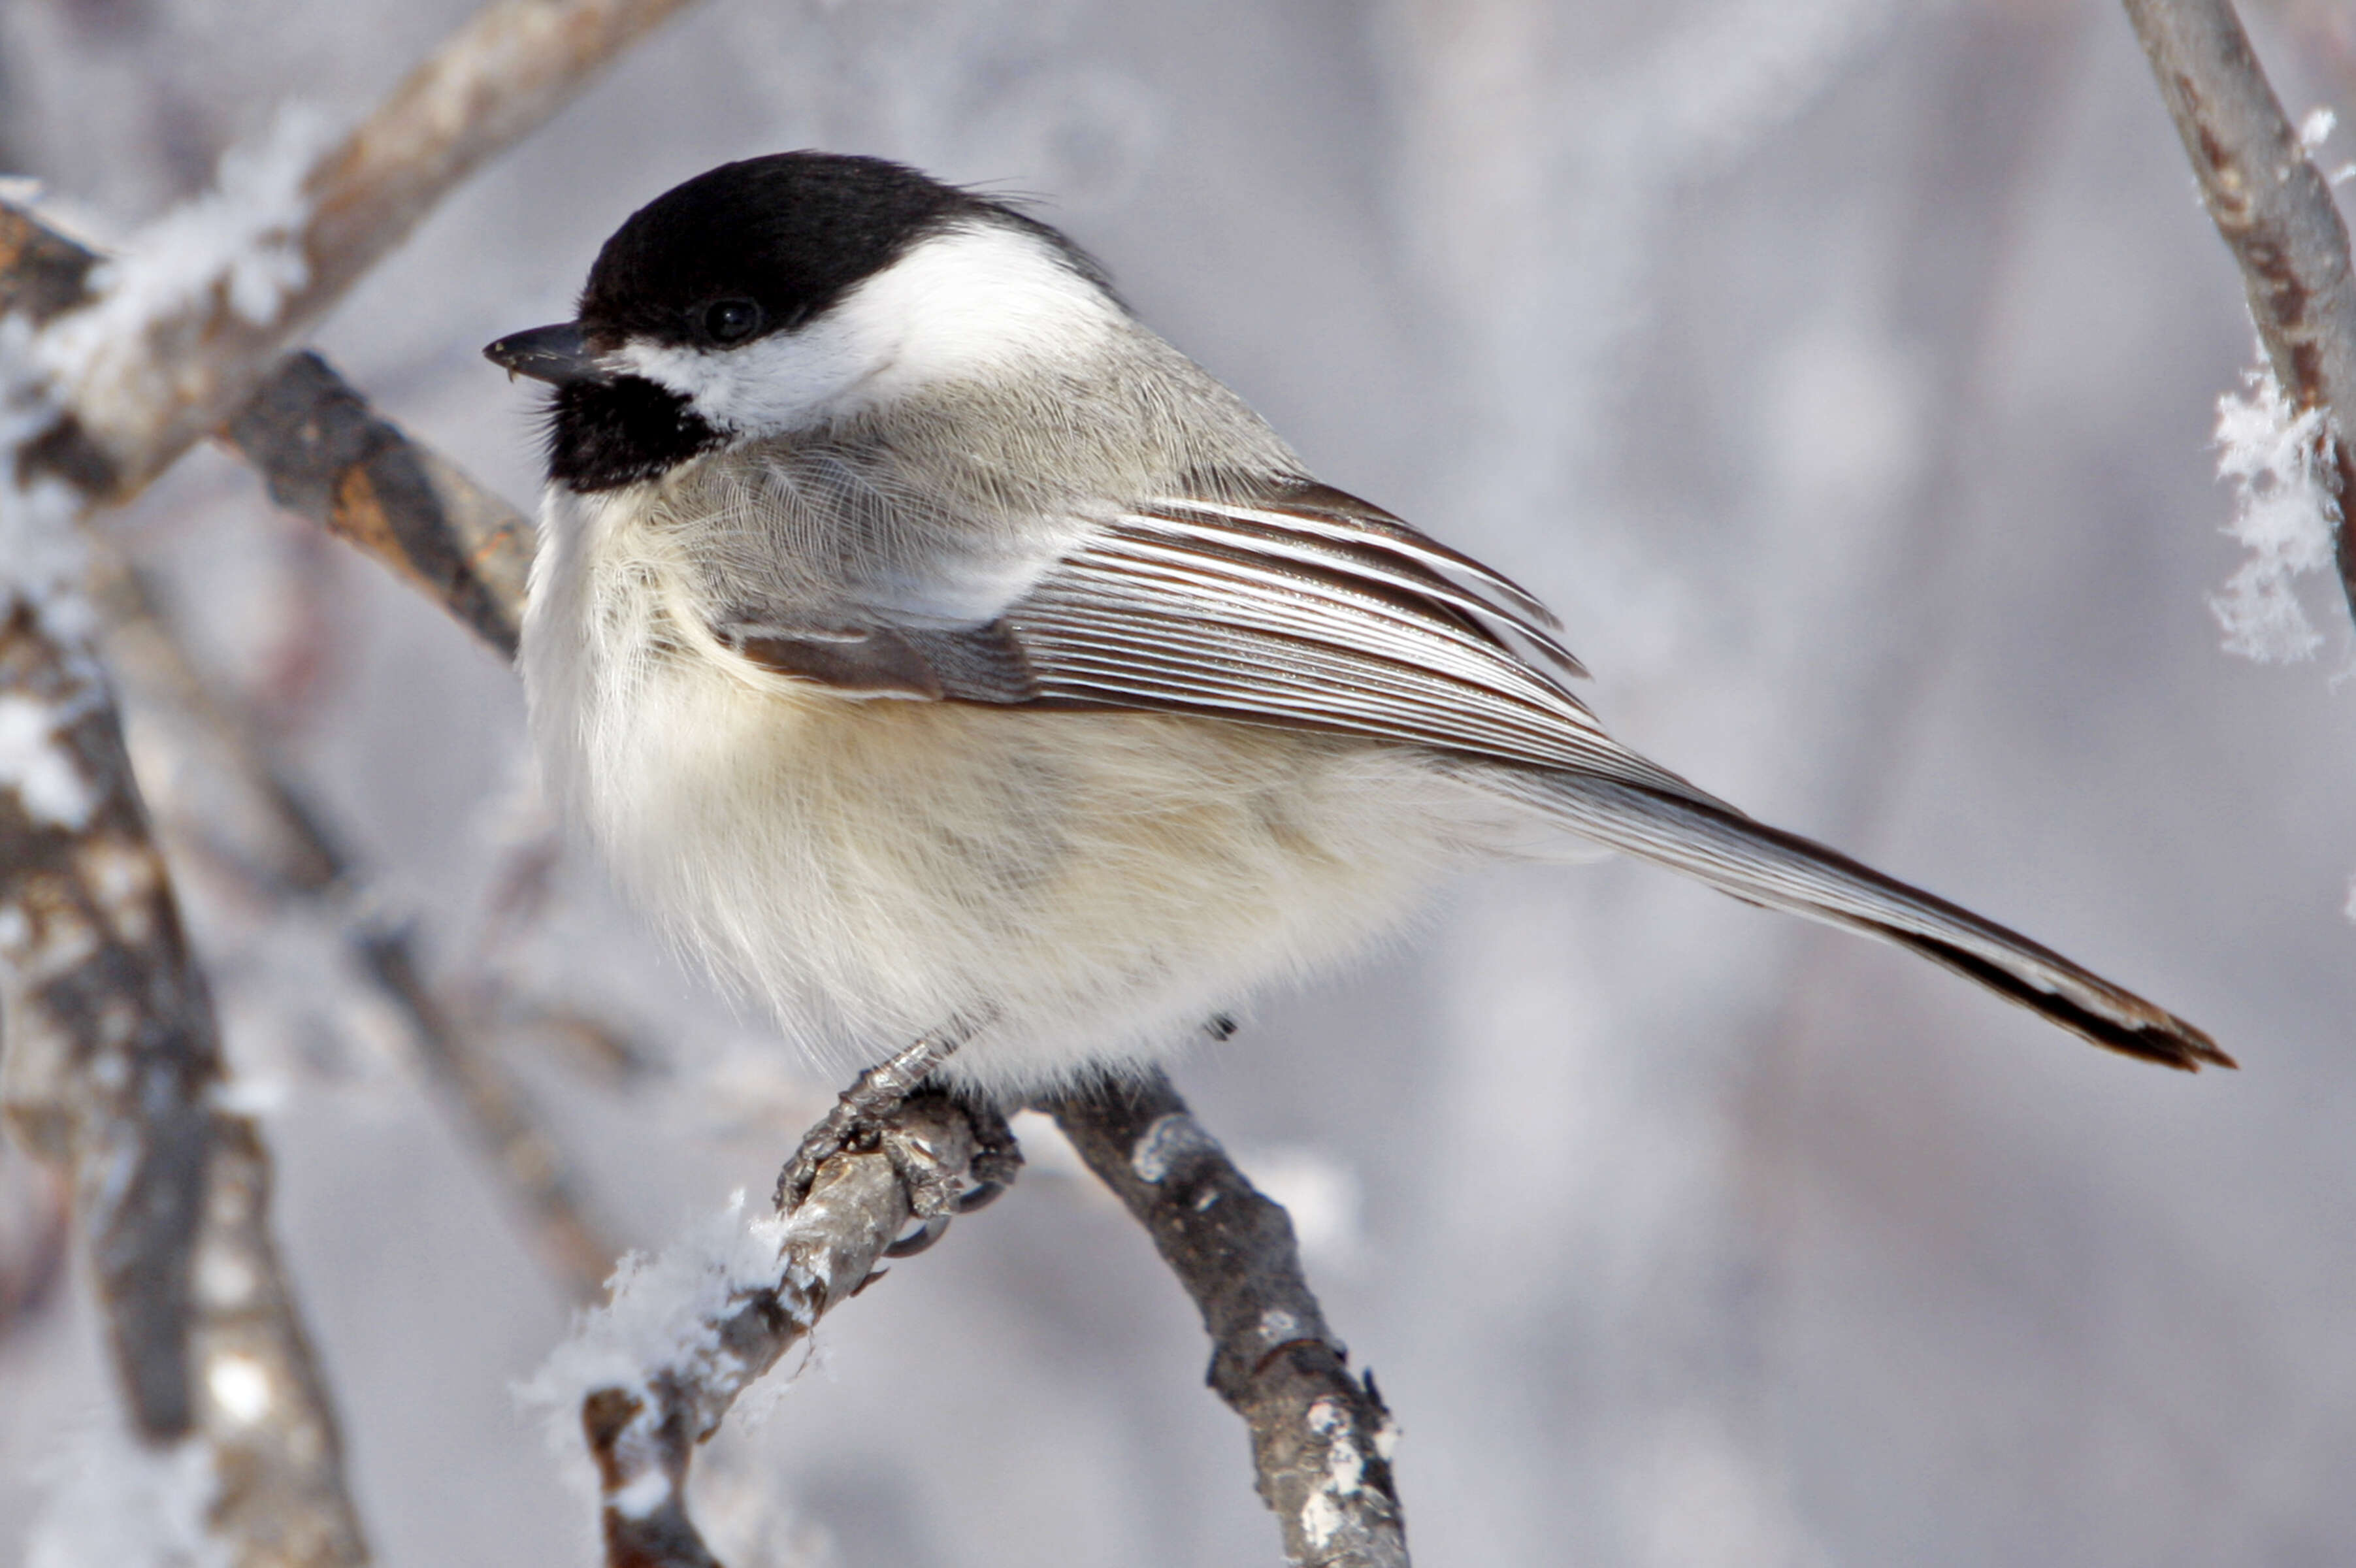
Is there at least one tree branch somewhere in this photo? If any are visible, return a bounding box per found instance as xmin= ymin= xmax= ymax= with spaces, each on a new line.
xmin=227 ymin=351 xmax=533 ymax=658
xmin=1045 ymin=1073 xmax=1408 ymax=1568
xmin=0 ymin=1137 xmax=69 ymax=1338
xmin=25 ymin=0 xmax=699 ymax=507
xmin=572 ymin=1094 xmax=981 ymax=1568
xmin=2123 ymin=0 xmax=2356 ymax=622
xmin=0 ymin=579 xmax=368 ymax=1565
xmin=0 ymin=5 xmax=700 ymax=1556
xmin=0 ymin=194 xmax=528 ymax=655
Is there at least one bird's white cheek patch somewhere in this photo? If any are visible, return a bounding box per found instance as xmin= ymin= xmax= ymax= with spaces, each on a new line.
xmin=610 ymin=327 xmax=880 ymax=438
xmin=605 ymin=223 xmax=1128 ymax=440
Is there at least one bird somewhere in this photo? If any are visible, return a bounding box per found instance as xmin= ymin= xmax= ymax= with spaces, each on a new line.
xmin=484 ymin=150 xmax=2227 ymax=1154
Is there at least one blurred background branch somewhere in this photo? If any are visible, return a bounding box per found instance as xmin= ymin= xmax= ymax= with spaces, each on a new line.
xmin=91 ymin=551 xmax=621 ymax=1302
xmin=0 ymin=535 xmax=370 ymax=1563
xmin=25 ymin=0 xmax=700 ymax=507
xmin=0 ymin=1 xmax=701 ymax=1561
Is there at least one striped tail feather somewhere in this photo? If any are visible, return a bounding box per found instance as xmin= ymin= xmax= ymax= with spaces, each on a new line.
xmin=1498 ymin=772 xmax=2231 ymax=1071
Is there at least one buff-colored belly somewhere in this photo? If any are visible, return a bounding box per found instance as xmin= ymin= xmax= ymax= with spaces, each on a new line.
xmin=573 ymin=655 xmax=1457 ymax=1091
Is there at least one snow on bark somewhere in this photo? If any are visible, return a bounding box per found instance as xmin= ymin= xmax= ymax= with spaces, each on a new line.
xmin=36 ymin=108 xmax=333 ymax=437
xmin=525 ymin=1097 xmax=982 ymax=1567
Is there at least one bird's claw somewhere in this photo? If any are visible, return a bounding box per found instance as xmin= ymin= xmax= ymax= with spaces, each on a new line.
xmin=772 ymin=1029 xmax=1024 ymax=1282
xmin=772 ymin=1028 xmax=968 ymax=1213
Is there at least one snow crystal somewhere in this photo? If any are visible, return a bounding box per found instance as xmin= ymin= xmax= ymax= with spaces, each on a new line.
xmin=0 ymin=315 xmax=98 ymax=644
xmin=1300 ymin=1490 xmax=1345 ymax=1551
xmin=518 ymin=1191 xmax=794 ymax=1458
xmin=1294 ymin=1398 xmax=1369 ymax=1553
xmin=24 ymin=1421 xmax=224 ymax=1568
xmin=610 ymin=1469 xmax=674 ymax=1520
xmin=195 ymin=1248 xmax=260 ymax=1312
xmin=38 ymin=106 xmax=335 ymax=412
xmin=1258 ymin=1307 xmax=1301 ymax=1343
xmin=2210 ymin=363 xmax=2340 ymax=662
xmin=2295 ymin=110 xmax=2355 ymax=185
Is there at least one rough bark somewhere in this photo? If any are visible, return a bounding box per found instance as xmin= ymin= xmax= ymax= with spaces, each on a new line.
xmin=0 ymin=5 xmax=704 ymax=1559
xmin=582 ymin=1096 xmax=981 ymax=1568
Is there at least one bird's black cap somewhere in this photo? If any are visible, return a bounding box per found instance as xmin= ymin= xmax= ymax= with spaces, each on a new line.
xmin=489 ymin=152 xmax=1105 ymax=491
xmin=576 ymin=152 xmax=1101 ymax=351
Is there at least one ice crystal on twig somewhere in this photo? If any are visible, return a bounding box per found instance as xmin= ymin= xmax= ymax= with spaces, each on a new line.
xmin=2210 ymin=363 xmax=2340 ymax=662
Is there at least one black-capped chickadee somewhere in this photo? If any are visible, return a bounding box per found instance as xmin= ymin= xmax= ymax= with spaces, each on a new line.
xmin=485 ymin=152 xmax=2228 ymax=1107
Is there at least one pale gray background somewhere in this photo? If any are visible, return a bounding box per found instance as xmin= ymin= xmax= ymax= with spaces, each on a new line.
xmin=1 ymin=1 xmax=2349 ymax=1563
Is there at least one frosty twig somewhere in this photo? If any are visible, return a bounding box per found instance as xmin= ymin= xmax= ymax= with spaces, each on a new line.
xmin=0 ymin=174 xmax=374 ymax=1568
xmin=2123 ymin=0 xmax=2356 ymax=624
xmin=0 ymin=206 xmax=534 ymax=655
xmin=22 ymin=0 xmax=699 ymax=506
xmin=561 ymin=1096 xmax=981 ymax=1568
xmin=93 ymin=558 xmax=621 ymax=1302
xmin=0 ymin=5 xmax=702 ymax=1559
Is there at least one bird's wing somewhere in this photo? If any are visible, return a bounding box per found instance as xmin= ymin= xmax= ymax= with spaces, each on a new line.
xmin=718 ymin=478 xmax=1718 ymax=800
xmin=714 ymin=478 xmax=2230 ymax=1074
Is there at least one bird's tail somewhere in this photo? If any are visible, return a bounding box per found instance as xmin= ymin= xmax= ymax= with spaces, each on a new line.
xmin=1486 ymin=771 xmax=2231 ymax=1071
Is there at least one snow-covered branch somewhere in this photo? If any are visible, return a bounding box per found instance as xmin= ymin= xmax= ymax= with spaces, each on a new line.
xmin=0 ymin=7 xmax=706 ymax=1558
xmin=0 ymin=211 xmax=535 ymax=659
xmin=1045 ymin=1072 xmax=1409 ymax=1568
xmin=531 ymin=1095 xmax=984 ymax=1568
xmin=2123 ymin=0 xmax=2356 ymax=633
xmin=20 ymin=0 xmax=700 ymax=510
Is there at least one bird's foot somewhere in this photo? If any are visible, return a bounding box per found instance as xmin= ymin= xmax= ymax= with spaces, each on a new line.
xmin=949 ymin=1093 xmax=1023 ymax=1215
xmin=771 ymin=1027 xmax=1021 ymax=1256
xmin=772 ymin=1028 xmax=967 ymax=1214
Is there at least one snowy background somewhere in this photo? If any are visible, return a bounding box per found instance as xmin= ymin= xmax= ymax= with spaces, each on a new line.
xmin=3 ymin=0 xmax=2354 ymax=1563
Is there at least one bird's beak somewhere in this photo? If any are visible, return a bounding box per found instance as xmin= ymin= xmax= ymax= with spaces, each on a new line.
xmin=483 ymin=321 xmax=605 ymax=386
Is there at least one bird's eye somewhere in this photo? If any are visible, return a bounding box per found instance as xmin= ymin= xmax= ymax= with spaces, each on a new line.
xmin=700 ymin=299 xmax=762 ymax=344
